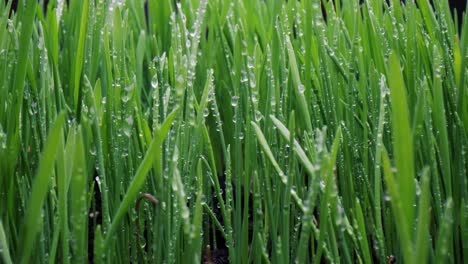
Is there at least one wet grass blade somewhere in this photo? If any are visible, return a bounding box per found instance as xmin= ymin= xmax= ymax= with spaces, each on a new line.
xmin=285 ymin=35 xmax=312 ymax=131
xmin=382 ymin=148 xmax=414 ymax=262
xmin=0 ymin=220 xmax=13 ymax=264
xmin=415 ymin=168 xmax=431 ymax=264
xmin=72 ymin=0 xmax=89 ymax=115
xmin=103 ymin=107 xmax=179 ymax=250
xmin=435 ymin=199 xmax=454 ymax=262
xmin=6 ymin=0 xmax=37 ymax=174
xmin=386 ymin=51 xmax=415 ymax=233
xmin=69 ymin=127 xmax=88 ymax=261
xmin=18 ymin=112 xmax=65 ymax=264
xmin=0 ymin=1 xmax=466 ymax=262
xmin=270 ymin=115 xmax=317 ymax=177
xmin=251 ymin=121 xmax=287 ymax=184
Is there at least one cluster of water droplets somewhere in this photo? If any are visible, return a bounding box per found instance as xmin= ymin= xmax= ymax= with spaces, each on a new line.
xmin=203 ymin=69 xmax=216 ymax=119
xmin=379 ymin=74 xmax=390 ymax=98
xmin=108 ymin=0 xmax=125 ymax=17
xmin=0 ymin=125 xmax=6 ymax=150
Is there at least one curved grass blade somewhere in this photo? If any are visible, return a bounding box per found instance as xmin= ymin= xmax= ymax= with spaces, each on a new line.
xmin=251 ymin=121 xmax=287 ymax=184
xmin=270 ymin=115 xmax=317 ymax=177
xmin=285 ymin=35 xmax=312 ymax=131
xmin=18 ymin=112 xmax=66 ymax=264
xmin=103 ymin=107 xmax=179 ymax=250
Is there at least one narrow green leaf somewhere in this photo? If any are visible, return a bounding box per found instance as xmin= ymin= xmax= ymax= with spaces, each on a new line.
xmin=435 ymin=199 xmax=454 ymax=263
xmin=0 ymin=220 xmax=13 ymax=264
xmin=355 ymin=199 xmax=372 ymax=264
xmin=19 ymin=112 xmax=66 ymax=264
xmin=251 ymin=121 xmax=287 ymax=184
xmin=69 ymin=127 xmax=88 ymax=261
xmin=104 ymin=107 xmax=178 ymax=250
xmin=73 ymin=0 xmax=89 ymax=114
xmin=387 ymin=51 xmax=415 ymax=229
xmin=415 ymin=168 xmax=431 ymax=264
xmin=381 ymin=148 xmax=413 ymax=262
xmin=285 ymin=35 xmax=312 ymax=131
xmin=270 ymin=115 xmax=317 ymax=177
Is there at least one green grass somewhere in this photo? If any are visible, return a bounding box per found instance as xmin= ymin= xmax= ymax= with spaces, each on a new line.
xmin=0 ymin=0 xmax=467 ymax=263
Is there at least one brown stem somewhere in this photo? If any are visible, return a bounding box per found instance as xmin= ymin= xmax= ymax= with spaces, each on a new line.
xmin=135 ymin=193 xmax=159 ymax=260
xmin=204 ymin=245 xmax=212 ymax=264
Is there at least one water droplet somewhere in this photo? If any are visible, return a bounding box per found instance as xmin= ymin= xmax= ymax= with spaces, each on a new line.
xmin=298 ymin=84 xmax=305 ymax=94
xmin=231 ymin=96 xmax=239 ymax=107
xmin=384 ymin=194 xmax=391 ymax=202
xmin=151 ymin=75 xmax=159 ymax=89
xmin=124 ymin=83 xmax=135 ymax=92
xmin=249 ymin=72 xmax=256 ymax=88
xmin=89 ymin=146 xmax=97 ymax=156
xmin=255 ymin=110 xmax=263 ymax=122
xmin=0 ymin=127 xmax=6 ymax=150
xmin=125 ymin=116 xmax=133 ymax=126
xmin=121 ymin=95 xmax=131 ymax=103
xmin=203 ymin=107 xmax=209 ymax=117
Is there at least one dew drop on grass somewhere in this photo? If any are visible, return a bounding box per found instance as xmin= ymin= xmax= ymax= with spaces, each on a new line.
xmin=231 ymin=96 xmax=239 ymax=107
xmin=124 ymin=83 xmax=135 ymax=92
xmin=95 ymin=176 xmax=101 ymax=188
xmin=252 ymin=93 xmax=258 ymax=104
xmin=298 ymin=84 xmax=305 ymax=94
xmin=240 ymin=70 xmax=248 ymax=83
xmin=415 ymin=178 xmax=421 ymax=196
xmin=121 ymin=95 xmax=130 ymax=103
xmin=203 ymin=107 xmax=209 ymax=118
xmin=249 ymin=72 xmax=256 ymax=88
xmin=125 ymin=115 xmax=133 ymax=126
xmin=247 ymin=56 xmax=255 ymax=69
xmin=384 ymin=194 xmax=391 ymax=202
xmin=23 ymin=90 xmax=30 ymax=100
xmin=255 ymin=110 xmax=263 ymax=122
xmin=379 ymin=75 xmax=389 ymax=97
xmin=7 ymin=19 xmax=13 ymax=33
xmin=89 ymin=146 xmax=97 ymax=156
xmin=319 ymin=180 xmax=326 ymax=191
xmin=216 ymin=122 xmax=222 ymax=132
xmin=0 ymin=129 xmax=6 ymax=150
xmin=151 ymin=74 xmax=159 ymax=89
xmin=335 ymin=204 xmax=344 ymax=226
xmin=123 ymin=127 xmax=131 ymax=138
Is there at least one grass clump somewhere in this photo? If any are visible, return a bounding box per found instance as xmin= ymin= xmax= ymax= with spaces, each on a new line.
xmin=0 ymin=0 xmax=467 ymax=263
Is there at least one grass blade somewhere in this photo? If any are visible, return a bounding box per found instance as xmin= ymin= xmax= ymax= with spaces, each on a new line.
xmin=415 ymin=168 xmax=431 ymax=264
xmin=270 ymin=115 xmax=317 ymax=177
xmin=104 ymin=107 xmax=179 ymax=250
xmin=18 ymin=112 xmax=66 ymax=264
xmin=251 ymin=121 xmax=287 ymax=184
xmin=0 ymin=220 xmax=13 ymax=264
xmin=386 ymin=51 xmax=415 ymax=233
